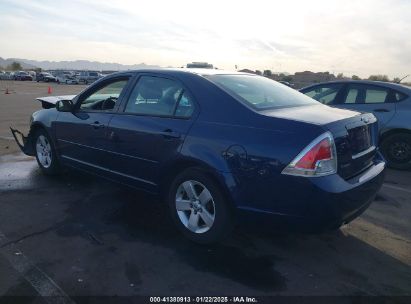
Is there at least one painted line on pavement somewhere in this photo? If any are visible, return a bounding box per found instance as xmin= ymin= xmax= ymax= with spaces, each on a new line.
xmin=0 ymin=230 xmax=75 ymax=304
xmin=382 ymin=183 xmax=411 ymax=194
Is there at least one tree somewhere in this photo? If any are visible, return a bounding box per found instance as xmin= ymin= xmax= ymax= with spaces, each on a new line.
xmin=393 ymin=77 xmax=401 ymax=83
xmin=337 ymin=73 xmax=344 ymax=79
xmin=281 ymin=75 xmax=293 ymax=83
xmin=351 ymin=75 xmax=361 ymax=80
xmin=263 ymin=70 xmax=272 ymax=77
xmin=368 ymin=75 xmax=389 ymax=82
xmin=7 ymin=61 xmax=23 ymax=71
xmin=255 ymin=70 xmax=262 ymax=75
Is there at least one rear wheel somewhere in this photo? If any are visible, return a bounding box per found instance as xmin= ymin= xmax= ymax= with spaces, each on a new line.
xmin=167 ymin=168 xmax=234 ymax=244
xmin=381 ymin=133 xmax=411 ymax=170
xmin=34 ymin=129 xmax=61 ymax=175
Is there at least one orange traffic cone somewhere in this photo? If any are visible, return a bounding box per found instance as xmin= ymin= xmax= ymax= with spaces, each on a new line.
xmin=47 ymin=86 xmax=52 ymax=94
xmin=5 ymin=87 xmax=10 ymax=94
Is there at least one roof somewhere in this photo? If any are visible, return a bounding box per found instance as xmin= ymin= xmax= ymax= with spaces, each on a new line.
xmin=113 ymin=68 xmax=253 ymax=77
xmin=300 ymin=80 xmax=411 ymax=92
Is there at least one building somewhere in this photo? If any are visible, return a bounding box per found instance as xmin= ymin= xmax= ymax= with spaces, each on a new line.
xmin=291 ymin=71 xmax=336 ymax=88
xmin=238 ymin=69 xmax=257 ymax=74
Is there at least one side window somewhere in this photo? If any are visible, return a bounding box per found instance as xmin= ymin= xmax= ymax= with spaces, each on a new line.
xmin=175 ymin=92 xmax=195 ymax=118
xmin=343 ymin=84 xmax=390 ymax=104
xmin=303 ymin=84 xmax=342 ymax=104
xmin=79 ymin=79 xmax=129 ymax=111
xmin=125 ymin=76 xmax=194 ymax=117
xmin=393 ymin=91 xmax=408 ymax=102
xmin=364 ymin=87 xmax=389 ymax=103
xmin=344 ymin=88 xmax=359 ymax=104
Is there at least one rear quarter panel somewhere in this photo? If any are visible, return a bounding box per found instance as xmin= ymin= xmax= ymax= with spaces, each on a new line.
xmin=180 ymin=115 xmax=324 ymax=215
xmin=382 ymin=97 xmax=411 ymax=135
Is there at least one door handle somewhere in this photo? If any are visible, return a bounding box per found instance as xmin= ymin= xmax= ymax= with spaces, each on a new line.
xmin=160 ymin=129 xmax=181 ymax=139
xmin=90 ymin=121 xmax=105 ymax=129
xmin=373 ymin=109 xmax=390 ymax=113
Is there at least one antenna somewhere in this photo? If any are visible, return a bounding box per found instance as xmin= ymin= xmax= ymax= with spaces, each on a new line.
xmin=396 ymin=74 xmax=410 ymax=84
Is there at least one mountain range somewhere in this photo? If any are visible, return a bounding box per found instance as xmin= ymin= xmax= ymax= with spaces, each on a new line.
xmin=0 ymin=57 xmax=161 ymax=71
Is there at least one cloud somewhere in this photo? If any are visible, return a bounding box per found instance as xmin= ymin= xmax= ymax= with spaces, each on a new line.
xmin=0 ymin=0 xmax=410 ymax=77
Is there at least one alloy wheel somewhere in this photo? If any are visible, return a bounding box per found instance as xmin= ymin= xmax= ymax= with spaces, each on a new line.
xmin=390 ymin=141 xmax=411 ymax=163
xmin=36 ymin=135 xmax=52 ymax=168
xmin=175 ymin=180 xmax=216 ymax=234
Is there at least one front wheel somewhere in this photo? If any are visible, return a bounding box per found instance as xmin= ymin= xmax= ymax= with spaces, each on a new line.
xmin=34 ymin=129 xmax=61 ymax=175
xmin=167 ymin=168 xmax=234 ymax=244
xmin=381 ymin=133 xmax=411 ymax=170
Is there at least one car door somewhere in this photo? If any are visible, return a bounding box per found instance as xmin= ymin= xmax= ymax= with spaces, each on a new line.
xmin=335 ymin=83 xmax=396 ymax=130
xmin=54 ymin=76 xmax=131 ymax=170
xmin=104 ymin=74 xmax=197 ymax=191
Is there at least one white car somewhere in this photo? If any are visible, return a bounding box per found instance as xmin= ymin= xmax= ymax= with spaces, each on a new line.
xmin=55 ymin=73 xmax=79 ymax=84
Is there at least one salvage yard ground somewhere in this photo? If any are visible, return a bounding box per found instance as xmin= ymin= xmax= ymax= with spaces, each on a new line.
xmin=0 ymin=81 xmax=410 ymax=299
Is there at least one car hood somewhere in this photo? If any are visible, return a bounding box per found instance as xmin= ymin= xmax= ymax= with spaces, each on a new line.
xmin=36 ymin=95 xmax=76 ymax=108
xmin=260 ymin=104 xmax=360 ymax=125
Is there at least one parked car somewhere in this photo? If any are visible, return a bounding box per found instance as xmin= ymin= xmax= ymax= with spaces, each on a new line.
xmin=279 ymin=81 xmax=294 ymax=88
xmin=76 ymin=71 xmax=102 ymax=84
xmin=55 ymin=72 xmax=79 ymax=84
xmin=27 ymin=71 xmax=37 ymax=79
xmin=36 ymin=72 xmax=57 ymax=82
xmin=300 ymin=81 xmax=411 ymax=169
xmin=13 ymin=71 xmax=33 ymax=81
xmin=10 ymin=69 xmax=385 ymax=243
xmin=3 ymin=71 xmax=14 ymax=80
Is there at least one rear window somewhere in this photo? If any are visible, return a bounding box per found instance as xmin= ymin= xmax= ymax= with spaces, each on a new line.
xmin=208 ymin=74 xmax=317 ymax=110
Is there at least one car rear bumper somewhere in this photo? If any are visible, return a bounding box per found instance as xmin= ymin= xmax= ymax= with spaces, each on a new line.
xmin=234 ymin=158 xmax=385 ymax=232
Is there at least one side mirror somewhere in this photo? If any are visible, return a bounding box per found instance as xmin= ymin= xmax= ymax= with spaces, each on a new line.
xmin=56 ymin=100 xmax=74 ymax=112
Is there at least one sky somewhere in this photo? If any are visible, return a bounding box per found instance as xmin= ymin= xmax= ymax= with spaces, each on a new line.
xmin=0 ymin=0 xmax=410 ymax=78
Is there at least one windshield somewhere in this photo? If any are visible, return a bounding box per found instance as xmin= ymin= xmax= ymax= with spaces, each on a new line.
xmin=208 ymin=74 xmax=318 ymax=110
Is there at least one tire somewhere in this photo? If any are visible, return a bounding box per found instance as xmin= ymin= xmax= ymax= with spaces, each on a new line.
xmin=33 ymin=129 xmax=61 ymax=175
xmin=381 ymin=133 xmax=411 ymax=170
xmin=167 ymin=168 xmax=234 ymax=244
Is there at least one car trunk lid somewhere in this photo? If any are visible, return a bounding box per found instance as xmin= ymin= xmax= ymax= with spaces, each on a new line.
xmin=326 ymin=112 xmax=378 ymax=179
xmin=261 ymin=104 xmax=378 ymax=179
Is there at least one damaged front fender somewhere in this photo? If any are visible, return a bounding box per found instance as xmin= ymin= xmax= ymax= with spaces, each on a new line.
xmin=10 ymin=127 xmax=35 ymax=156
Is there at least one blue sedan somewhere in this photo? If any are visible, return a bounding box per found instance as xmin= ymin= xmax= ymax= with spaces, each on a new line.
xmin=11 ymin=69 xmax=385 ymax=243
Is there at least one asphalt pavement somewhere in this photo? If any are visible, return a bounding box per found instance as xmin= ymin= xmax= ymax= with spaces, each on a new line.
xmin=0 ymin=153 xmax=410 ymax=301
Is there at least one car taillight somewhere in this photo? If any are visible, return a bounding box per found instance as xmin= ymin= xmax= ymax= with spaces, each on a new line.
xmin=282 ymin=132 xmax=337 ymax=177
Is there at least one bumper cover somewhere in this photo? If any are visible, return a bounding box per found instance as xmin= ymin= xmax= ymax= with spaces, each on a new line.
xmin=10 ymin=127 xmax=35 ymax=156
xmin=236 ymin=159 xmax=385 ymax=232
